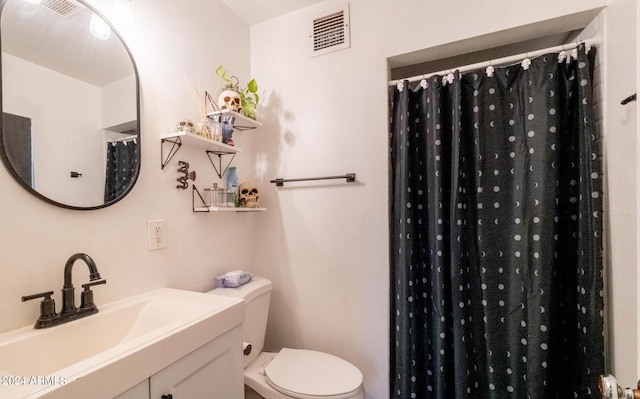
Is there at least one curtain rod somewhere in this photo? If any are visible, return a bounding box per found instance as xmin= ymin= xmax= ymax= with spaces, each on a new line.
xmin=107 ymin=135 xmax=137 ymax=143
xmin=388 ymin=37 xmax=598 ymax=86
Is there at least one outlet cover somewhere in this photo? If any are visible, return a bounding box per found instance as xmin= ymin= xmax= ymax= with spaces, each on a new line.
xmin=147 ymin=219 xmax=166 ymax=250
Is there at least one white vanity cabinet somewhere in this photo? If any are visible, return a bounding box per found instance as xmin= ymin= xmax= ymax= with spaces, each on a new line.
xmin=150 ymin=325 xmax=244 ymax=398
xmin=114 ymin=380 xmax=148 ymax=399
xmin=115 ymin=325 xmax=244 ymax=399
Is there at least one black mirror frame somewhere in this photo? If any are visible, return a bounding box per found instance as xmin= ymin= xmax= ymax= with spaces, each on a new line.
xmin=0 ymin=0 xmax=141 ymax=210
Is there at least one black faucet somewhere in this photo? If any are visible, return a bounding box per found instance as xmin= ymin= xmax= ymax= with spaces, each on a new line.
xmin=22 ymin=253 xmax=106 ymax=329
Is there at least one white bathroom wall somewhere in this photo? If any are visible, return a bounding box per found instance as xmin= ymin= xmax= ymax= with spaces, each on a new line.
xmin=602 ymin=0 xmax=638 ymax=386
xmin=101 ymin=74 xmax=137 ymax=130
xmin=2 ymin=53 xmax=104 ymax=206
xmin=0 ymin=0 xmax=259 ymax=342
xmin=249 ymin=0 xmax=636 ymax=397
xmin=637 ymin=0 xmax=640 ymax=379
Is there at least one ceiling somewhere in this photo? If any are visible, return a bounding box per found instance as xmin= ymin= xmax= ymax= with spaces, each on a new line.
xmin=221 ymin=0 xmax=325 ymax=26
xmin=2 ymin=0 xmax=134 ymax=87
xmin=0 ymin=0 xmax=324 ymax=88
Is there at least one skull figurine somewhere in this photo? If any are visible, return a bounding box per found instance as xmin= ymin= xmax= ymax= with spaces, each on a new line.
xmin=218 ymin=89 xmax=242 ymax=113
xmin=238 ymin=181 xmax=259 ymax=208
xmin=176 ymin=119 xmax=194 ymax=133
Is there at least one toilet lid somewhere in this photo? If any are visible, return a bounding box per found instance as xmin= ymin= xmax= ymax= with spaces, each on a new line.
xmin=264 ymin=348 xmax=363 ymax=398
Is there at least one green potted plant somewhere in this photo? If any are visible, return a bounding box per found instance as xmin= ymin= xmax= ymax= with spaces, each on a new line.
xmin=215 ymin=65 xmax=259 ymax=120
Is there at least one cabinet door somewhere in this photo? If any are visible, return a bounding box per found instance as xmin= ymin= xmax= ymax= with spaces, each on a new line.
xmin=150 ymin=325 xmax=243 ymax=399
xmin=114 ymin=380 xmax=149 ymax=399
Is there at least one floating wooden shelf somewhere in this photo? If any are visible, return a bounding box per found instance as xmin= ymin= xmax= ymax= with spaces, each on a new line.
xmin=161 ymin=131 xmax=241 ymax=177
xmin=162 ymin=131 xmax=240 ymax=154
xmin=192 ymin=186 xmax=265 ymax=213
xmin=206 ymin=110 xmax=262 ymax=131
xmin=193 ymin=206 xmax=267 ymax=213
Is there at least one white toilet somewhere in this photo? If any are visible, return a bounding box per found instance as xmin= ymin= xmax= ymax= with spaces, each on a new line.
xmin=209 ymin=277 xmax=365 ymax=399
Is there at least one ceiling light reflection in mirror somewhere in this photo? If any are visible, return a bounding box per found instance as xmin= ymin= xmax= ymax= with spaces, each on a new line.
xmin=89 ymin=12 xmax=111 ymax=40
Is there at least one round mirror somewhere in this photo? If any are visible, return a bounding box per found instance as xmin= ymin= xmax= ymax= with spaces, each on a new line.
xmin=0 ymin=0 xmax=139 ymax=210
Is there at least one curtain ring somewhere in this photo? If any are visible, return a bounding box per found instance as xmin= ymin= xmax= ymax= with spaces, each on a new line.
xmin=486 ymin=65 xmax=495 ymax=78
xmin=558 ymin=51 xmax=567 ymax=63
xmin=447 ymin=73 xmax=455 ymax=84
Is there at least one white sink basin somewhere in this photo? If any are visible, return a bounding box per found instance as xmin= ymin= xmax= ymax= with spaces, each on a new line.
xmin=0 ymin=288 xmax=244 ymax=398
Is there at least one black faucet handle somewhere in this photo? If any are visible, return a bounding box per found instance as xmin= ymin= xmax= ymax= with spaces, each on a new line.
xmin=22 ymin=291 xmax=54 ymax=302
xmin=80 ymin=279 xmax=106 ymax=310
xmin=22 ymin=291 xmax=57 ymax=320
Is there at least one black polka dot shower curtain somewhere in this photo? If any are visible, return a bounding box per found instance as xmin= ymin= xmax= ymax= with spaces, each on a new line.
xmin=389 ymin=44 xmax=604 ymax=398
xmin=104 ymin=139 xmax=139 ymax=203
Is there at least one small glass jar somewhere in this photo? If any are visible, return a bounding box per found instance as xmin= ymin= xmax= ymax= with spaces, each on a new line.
xmin=204 ymin=183 xmax=225 ymax=207
xmin=211 ymin=121 xmax=222 ymax=141
xmin=196 ymin=118 xmax=212 ymax=139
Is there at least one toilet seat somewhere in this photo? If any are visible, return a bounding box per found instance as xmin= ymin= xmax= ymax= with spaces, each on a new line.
xmin=264 ymin=348 xmax=363 ymax=399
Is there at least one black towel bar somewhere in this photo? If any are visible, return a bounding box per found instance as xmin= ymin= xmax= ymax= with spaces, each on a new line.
xmin=270 ymin=173 xmax=356 ymax=187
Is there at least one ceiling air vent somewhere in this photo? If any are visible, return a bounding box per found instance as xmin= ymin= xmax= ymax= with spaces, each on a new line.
xmin=309 ymin=4 xmax=350 ymax=57
xmin=40 ymin=0 xmax=80 ymax=18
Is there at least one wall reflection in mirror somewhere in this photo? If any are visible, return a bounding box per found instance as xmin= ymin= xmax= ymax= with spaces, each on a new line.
xmin=0 ymin=0 xmax=139 ymax=209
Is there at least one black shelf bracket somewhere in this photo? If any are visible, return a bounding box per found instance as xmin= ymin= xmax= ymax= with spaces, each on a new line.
xmin=161 ymin=136 xmax=236 ymax=178
xmin=206 ymin=150 xmax=237 ymax=179
xmin=192 ymin=185 xmax=209 ymax=212
xmin=161 ymin=136 xmax=182 ymax=169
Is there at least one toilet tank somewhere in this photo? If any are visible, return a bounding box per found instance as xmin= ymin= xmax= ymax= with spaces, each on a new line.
xmin=209 ymin=277 xmax=273 ymax=367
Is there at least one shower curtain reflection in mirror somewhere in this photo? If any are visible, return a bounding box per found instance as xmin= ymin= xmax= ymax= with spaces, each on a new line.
xmin=389 ymin=44 xmax=604 ymax=398
xmin=104 ymin=138 xmax=138 ymax=203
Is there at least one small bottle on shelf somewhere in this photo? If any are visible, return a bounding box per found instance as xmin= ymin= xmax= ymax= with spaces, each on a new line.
xmin=226 ymin=167 xmax=238 ymax=207
xmin=204 ymin=183 xmax=225 ymax=207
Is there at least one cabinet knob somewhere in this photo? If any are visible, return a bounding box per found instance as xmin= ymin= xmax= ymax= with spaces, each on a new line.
xmin=161 ymin=395 xmax=173 ymax=399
